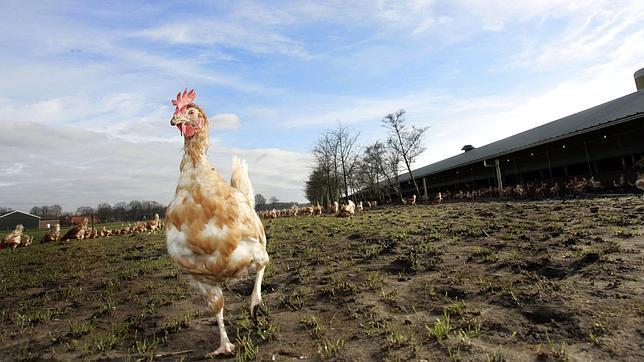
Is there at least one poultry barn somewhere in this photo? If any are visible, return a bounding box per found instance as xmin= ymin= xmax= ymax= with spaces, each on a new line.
xmin=360 ymin=72 xmax=644 ymax=201
xmin=0 ymin=210 xmax=41 ymax=231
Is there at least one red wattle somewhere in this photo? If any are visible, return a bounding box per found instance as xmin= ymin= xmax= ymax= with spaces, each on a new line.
xmin=184 ymin=124 xmax=196 ymax=137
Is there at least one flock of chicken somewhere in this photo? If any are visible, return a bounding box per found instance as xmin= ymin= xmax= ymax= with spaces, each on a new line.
xmin=0 ymin=214 xmax=162 ymax=251
xmin=258 ymin=198 xmax=387 ymax=219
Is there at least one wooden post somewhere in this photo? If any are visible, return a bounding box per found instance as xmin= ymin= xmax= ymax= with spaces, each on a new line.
xmin=422 ymin=177 xmax=428 ymax=204
xmin=546 ymin=150 xmax=553 ymax=179
xmin=583 ymin=140 xmax=592 ymax=176
xmin=495 ymin=159 xmax=503 ymax=197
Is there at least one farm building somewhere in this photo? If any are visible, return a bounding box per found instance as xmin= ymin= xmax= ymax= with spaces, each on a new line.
xmin=0 ymin=210 xmax=41 ymax=231
xmin=361 ymin=69 xmax=644 ymax=200
xmin=39 ymin=219 xmax=61 ymax=229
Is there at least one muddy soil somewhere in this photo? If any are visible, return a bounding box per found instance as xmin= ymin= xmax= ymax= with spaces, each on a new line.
xmin=1 ymin=196 xmax=642 ymax=361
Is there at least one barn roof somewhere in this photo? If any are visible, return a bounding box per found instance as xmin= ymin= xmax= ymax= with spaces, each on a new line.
xmin=399 ymin=89 xmax=644 ymax=182
xmin=0 ymin=210 xmax=41 ymax=219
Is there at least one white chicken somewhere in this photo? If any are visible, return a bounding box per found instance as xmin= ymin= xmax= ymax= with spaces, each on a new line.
xmin=165 ymin=89 xmax=269 ymax=357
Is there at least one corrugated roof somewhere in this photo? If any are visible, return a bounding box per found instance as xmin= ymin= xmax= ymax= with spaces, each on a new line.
xmin=0 ymin=210 xmax=41 ymax=219
xmin=399 ymin=90 xmax=644 ymax=182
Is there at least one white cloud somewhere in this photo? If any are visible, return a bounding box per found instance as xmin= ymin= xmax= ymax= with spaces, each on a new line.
xmin=0 ymin=121 xmax=311 ymax=211
xmin=210 ymin=113 xmax=241 ymax=130
xmin=136 ymin=20 xmax=311 ymax=59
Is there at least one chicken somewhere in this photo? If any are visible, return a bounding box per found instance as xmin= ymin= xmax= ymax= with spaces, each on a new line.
xmin=635 ymin=155 xmax=644 ymax=192
xmin=102 ymin=226 xmax=113 ymax=237
xmin=60 ymin=217 xmax=88 ymax=241
xmin=1 ymin=224 xmax=24 ymax=251
xmin=357 ymin=201 xmax=364 ymax=212
xmin=145 ymin=214 xmax=161 ymax=234
xmin=405 ymin=194 xmax=417 ymax=205
xmin=338 ymin=200 xmax=356 ymax=218
xmin=165 ymin=89 xmax=269 ymax=357
xmin=330 ymin=201 xmax=339 ymax=215
xmin=21 ymin=234 xmax=32 ymax=247
xmin=41 ymin=224 xmax=61 ymax=243
xmin=313 ymin=202 xmax=322 ymax=216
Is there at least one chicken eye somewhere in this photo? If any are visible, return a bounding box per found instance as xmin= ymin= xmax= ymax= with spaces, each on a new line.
xmin=188 ymin=109 xmax=194 ymax=115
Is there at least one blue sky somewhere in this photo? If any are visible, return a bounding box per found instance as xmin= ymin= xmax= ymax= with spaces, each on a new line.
xmin=1 ymin=0 xmax=643 ymax=211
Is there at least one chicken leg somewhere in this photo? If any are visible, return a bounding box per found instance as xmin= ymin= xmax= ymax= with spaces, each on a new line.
xmin=205 ymin=287 xmax=235 ymax=357
xmin=250 ymin=265 xmax=266 ymax=317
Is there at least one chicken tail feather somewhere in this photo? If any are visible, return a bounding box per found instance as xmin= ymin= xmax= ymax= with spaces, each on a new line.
xmin=231 ymin=156 xmax=254 ymax=207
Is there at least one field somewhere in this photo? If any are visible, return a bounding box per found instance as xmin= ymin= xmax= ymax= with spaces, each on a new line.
xmin=1 ymin=197 xmax=643 ymax=361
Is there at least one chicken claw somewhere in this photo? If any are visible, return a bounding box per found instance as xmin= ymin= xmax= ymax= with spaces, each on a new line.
xmin=205 ymin=342 xmax=235 ymax=358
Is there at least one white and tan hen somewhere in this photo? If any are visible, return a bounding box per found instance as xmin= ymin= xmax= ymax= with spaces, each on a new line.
xmin=164 ymin=89 xmax=269 ymax=357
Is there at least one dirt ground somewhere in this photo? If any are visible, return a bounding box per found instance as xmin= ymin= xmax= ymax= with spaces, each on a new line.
xmin=1 ymin=196 xmax=643 ymax=361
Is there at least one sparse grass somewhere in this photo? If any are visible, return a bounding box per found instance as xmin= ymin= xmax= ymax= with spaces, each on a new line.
xmin=300 ymin=315 xmax=325 ymax=338
xmin=316 ymin=338 xmax=345 ymax=358
xmin=426 ymin=312 xmax=451 ymax=344
xmin=386 ymin=328 xmax=416 ymax=349
xmin=280 ymin=292 xmax=306 ymax=311
xmin=444 ymin=299 xmax=466 ymax=316
xmin=133 ymin=334 xmax=161 ymax=355
xmin=363 ymin=271 xmax=384 ymax=290
xmin=1 ymin=198 xmax=642 ymax=360
xmin=235 ymin=334 xmax=258 ymax=362
xmin=68 ymin=319 xmax=95 ymax=338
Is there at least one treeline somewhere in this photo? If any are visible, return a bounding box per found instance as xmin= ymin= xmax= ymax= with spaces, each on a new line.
xmin=29 ymin=205 xmax=63 ymax=218
xmin=306 ymin=109 xmax=427 ymax=208
xmin=18 ymin=201 xmax=166 ymax=222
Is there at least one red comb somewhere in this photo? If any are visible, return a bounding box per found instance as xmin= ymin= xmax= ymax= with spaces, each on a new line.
xmin=172 ymin=89 xmax=196 ymax=114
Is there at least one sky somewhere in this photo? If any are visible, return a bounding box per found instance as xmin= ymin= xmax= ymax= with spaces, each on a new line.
xmin=1 ymin=0 xmax=643 ymax=212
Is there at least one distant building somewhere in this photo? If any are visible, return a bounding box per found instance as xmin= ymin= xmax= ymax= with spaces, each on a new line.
xmin=39 ymin=219 xmax=61 ymax=229
xmin=0 ymin=210 xmax=41 ymax=231
xmin=357 ymin=68 xmax=644 ymax=199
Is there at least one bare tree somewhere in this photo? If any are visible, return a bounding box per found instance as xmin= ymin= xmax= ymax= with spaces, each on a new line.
xmin=382 ymin=109 xmax=428 ymax=198
xmin=305 ymin=167 xmax=326 ymax=204
xmin=254 ymin=194 xmax=266 ymax=210
xmin=50 ymin=204 xmax=62 ymax=217
xmin=313 ymin=131 xmax=340 ymax=207
xmin=97 ymin=203 xmax=112 ymax=222
xmin=363 ymin=141 xmax=404 ymax=202
xmin=76 ymin=206 xmax=94 ymax=215
xmin=333 ymin=124 xmax=360 ymax=199
xmin=0 ymin=206 xmax=14 ymax=215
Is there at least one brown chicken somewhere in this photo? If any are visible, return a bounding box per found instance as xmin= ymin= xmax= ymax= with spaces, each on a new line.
xmin=1 ymin=224 xmax=24 ymax=251
xmin=41 ymin=224 xmax=61 ymax=243
xmin=145 ymin=213 xmax=161 ymax=234
xmin=165 ymin=89 xmax=269 ymax=357
xmin=60 ymin=217 xmax=88 ymax=241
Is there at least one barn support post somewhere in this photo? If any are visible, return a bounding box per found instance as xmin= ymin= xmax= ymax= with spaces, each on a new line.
xmin=422 ymin=177 xmax=428 ymax=203
xmin=495 ymin=159 xmax=503 ymax=197
xmin=546 ymin=151 xmax=553 ymax=179
xmin=583 ymin=140 xmax=593 ymax=176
